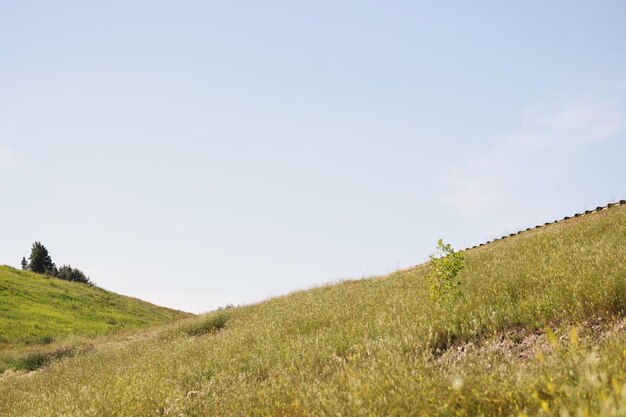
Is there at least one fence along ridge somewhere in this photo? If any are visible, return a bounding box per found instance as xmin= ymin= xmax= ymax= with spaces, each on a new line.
xmin=463 ymin=199 xmax=626 ymax=252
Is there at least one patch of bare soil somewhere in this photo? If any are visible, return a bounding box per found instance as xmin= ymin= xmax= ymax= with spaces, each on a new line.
xmin=436 ymin=316 xmax=626 ymax=367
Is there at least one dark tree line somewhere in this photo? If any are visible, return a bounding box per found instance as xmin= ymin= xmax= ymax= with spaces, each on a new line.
xmin=21 ymin=242 xmax=94 ymax=286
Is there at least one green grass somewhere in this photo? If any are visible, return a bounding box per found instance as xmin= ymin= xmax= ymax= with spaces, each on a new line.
xmin=0 ymin=266 xmax=190 ymax=347
xmin=0 ymin=205 xmax=625 ymax=416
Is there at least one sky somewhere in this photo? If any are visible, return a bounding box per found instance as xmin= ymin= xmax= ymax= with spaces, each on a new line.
xmin=1 ymin=1 xmax=625 ymax=313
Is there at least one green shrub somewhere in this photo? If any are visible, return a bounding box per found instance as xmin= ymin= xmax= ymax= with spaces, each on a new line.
xmin=426 ymin=239 xmax=465 ymax=303
xmin=25 ymin=335 xmax=54 ymax=346
xmin=10 ymin=345 xmax=87 ymax=371
xmin=56 ymin=265 xmax=94 ymax=286
xmin=13 ymin=352 xmax=52 ymax=371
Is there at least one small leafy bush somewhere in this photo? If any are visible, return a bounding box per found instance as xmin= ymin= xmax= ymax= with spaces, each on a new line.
xmin=13 ymin=351 xmax=54 ymax=371
xmin=56 ymin=265 xmax=94 ymax=286
xmin=25 ymin=335 xmax=55 ymax=346
xmin=10 ymin=344 xmax=91 ymax=371
xmin=427 ymin=239 xmax=465 ymax=304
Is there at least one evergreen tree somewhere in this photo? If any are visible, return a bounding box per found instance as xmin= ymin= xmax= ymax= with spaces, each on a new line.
xmin=28 ymin=242 xmax=55 ymax=274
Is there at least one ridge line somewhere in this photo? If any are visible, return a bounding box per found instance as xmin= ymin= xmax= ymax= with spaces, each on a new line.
xmin=463 ymin=199 xmax=626 ymax=251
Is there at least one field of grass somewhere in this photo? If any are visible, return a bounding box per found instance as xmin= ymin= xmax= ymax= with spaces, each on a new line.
xmin=0 ymin=204 xmax=625 ymax=416
xmin=0 ymin=266 xmax=190 ymax=347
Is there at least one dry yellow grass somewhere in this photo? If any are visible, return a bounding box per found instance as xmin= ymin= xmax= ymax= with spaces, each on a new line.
xmin=1 ymin=205 xmax=625 ymax=416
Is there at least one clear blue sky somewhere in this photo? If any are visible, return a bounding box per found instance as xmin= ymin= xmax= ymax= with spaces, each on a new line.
xmin=1 ymin=1 xmax=625 ymax=313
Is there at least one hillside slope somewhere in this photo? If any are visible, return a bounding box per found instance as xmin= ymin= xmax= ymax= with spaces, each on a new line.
xmin=0 ymin=266 xmax=190 ymax=346
xmin=1 ymin=204 xmax=625 ymax=416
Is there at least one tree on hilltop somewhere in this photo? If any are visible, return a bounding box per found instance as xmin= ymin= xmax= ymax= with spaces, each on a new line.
xmin=27 ymin=242 xmax=56 ymax=274
xmin=22 ymin=242 xmax=95 ymax=285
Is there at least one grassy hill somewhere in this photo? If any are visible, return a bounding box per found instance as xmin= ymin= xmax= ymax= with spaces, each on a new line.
xmin=0 ymin=266 xmax=190 ymax=347
xmin=1 ymin=203 xmax=625 ymax=416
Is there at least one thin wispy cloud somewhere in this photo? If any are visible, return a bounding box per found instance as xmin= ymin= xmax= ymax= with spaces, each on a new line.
xmin=441 ymin=92 xmax=626 ymax=217
xmin=513 ymin=101 xmax=626 ymax=150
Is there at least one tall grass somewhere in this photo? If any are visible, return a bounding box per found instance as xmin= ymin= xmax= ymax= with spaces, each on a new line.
xmin=0 ymin=205 xmax=625 ymax=416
